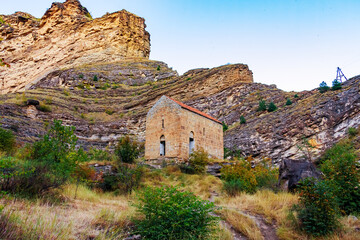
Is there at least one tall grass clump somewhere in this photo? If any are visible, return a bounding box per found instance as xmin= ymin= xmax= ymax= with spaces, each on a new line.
xmin=133 ymin=186 xmax=218 ymax=240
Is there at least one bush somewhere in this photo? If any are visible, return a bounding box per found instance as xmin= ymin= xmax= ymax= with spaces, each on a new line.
xmin=99 ymin=164 xmax=143 ymax=194
xmin=294 ymin=94 xmax=299 ymax=98
xmin=93 ymin=75 xmax=98 ymax=81
xmin=348 ymin=127 xmax=358 ymax=137
xmin=320 ymin=141 xmax=360 ymax=215
xmin=293 ymin=178 xmax=340 ymax=236
xmin=0 ymin=128 xmax=15 ymax=154
xmin=318 ymin=81 xmax=330 ymax=93
xmin=157 ymin=65 xmax=160 ymax=71
xmin=134 ymin=186 xmax=218 ymax=240
xmin=221 ymin=159 xmax=257 ymax=194
xmin=331 ymin=79 xmax=342 ymax=91
xmin=222 ymin=121 xmax=228 ymax=132
xmin=257 ymin=100 xmax=267 ymax=111
xmin=37 ymin=103 xmax=52 ymax=112
xmin=115 ymin=136 xmax=143 ymax=164
xmin=267 ymin=102 xmax=277 ymax=112
xmin=188 ymin=148 xmax=209 ymax=174
xmin=221 ymin=157 xmax=277 ymax=195
xmin=224 ymin=147 xmax=242 ymax=159
xmin=25 ymin=120 xmax=80 ymax=195
xmin=240 ymin=115 xmax=246 ymax=124
xmin=285 ymin=98 xmax=292 ymax=106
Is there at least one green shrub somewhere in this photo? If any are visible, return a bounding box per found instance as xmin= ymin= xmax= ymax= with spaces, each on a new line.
xmin=78 ymin=74 xmax=84 ymax=79
xmin=100 ymin=164 xmax=143 ymax=194
xmin=257 ymin=99 xmax=267 ymax=111
xmin=318 ymin=81 xmax=330 ymax=93
xmin=294 ymin=94 xmax=299 ymax=98
xmin=188 ymin=148 xmax=209 ymax=174
xmin=267 ymin=102 xmax=277 ymax=112
xmin=134 ymin=186 xmax=218 ymax=240
xmin=222 ymin=121 xmax=228 ymax=132
xmin=293 ymin=178 xmax=340 ymax=237
xmin=157 ymin=65 xmax=161 ymax=71
xmin=240 ymin=115 xmax=246 ymax=124
xmin=37 ymin=103 xmax=52 ymax=112
xmin=63 ymin=89 xmax=70 ymax=96
xmin=285 ymin=98 xmax=292 ymax=106
xmin=348 ymin=127 xmax=358 ymax=137
xmin=105 ymin=108 xmax=115 ymax=115
xmin=331 ymin=79 xmax=342 ymax=91
xmin=115 ymin=136 xmax=143 ymax=164
xmin=221 ymin=157 xmax=277 ymax=195
xmin=0 ymin=128 xmax=15 ymax=154
xmin=221 ymin=159 xmax=257 ymax=194
xmin=320 ymin=141 xmax=360 ymax=215
xmin=93 ymin=75 xmax=98 ymax=81
xmin=224 ymin=147 xmax=242 ymax=159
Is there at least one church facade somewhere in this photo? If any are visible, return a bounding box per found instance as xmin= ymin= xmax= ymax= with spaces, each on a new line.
xmin=145 ymin=96 xmax=223 ymax=160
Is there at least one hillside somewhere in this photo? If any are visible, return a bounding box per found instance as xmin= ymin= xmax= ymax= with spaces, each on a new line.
xmin=1 ymin=0 xmax=360 ymax=163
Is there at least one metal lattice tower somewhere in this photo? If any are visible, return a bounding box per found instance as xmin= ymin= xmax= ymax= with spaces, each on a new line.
xmin=335 ymin=67 xmax=348 ymax=83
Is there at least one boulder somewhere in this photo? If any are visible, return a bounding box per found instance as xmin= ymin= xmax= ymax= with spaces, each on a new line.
xmin=26 ymin=99 xmax=40 ymax=106
xmin=278 ymin=159 xmax=322 ymax=191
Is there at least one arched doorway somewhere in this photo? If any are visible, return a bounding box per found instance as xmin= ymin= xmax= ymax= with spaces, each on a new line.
xmin=160 ymin=135 xmax=166 ymax=156
xmin=189 ymin=131 xmax=195 ymax=155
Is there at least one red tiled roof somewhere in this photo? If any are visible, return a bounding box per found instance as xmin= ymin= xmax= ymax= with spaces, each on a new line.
xmin=166 ymin=96 xmax=222 ymax=124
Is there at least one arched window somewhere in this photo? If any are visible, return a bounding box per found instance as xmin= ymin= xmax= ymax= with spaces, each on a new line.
xmin=189 ymin=131 xmax=195 ymax=155
xmin=160 ymin=135 xmax=166 ymax=156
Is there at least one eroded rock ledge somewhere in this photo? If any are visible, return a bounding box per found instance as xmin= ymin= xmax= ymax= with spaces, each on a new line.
xmin=0 ymin=0 xmax=150 ymax=93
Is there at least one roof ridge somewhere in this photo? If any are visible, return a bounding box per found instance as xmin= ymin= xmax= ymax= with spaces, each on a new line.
xmin=165 ymin=96 xmax=222 ymax=124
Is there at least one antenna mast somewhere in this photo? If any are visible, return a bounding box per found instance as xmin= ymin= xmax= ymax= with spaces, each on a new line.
xmin=335 ymin=67 xmax=347 ymax=83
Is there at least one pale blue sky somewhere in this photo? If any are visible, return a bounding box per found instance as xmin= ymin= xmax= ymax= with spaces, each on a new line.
xmin=2 ymin=0 xmax=360 ymax=91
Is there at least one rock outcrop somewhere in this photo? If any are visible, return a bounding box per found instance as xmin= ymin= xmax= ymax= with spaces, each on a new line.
xmin=277 ymin=159 xmax=322 ymax=191
xmin=0 ymin=0 xmax=150 ymax=93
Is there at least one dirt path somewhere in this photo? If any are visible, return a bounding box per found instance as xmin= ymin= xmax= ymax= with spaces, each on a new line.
xmin=209 ymin=191 xmax=278 ymax=240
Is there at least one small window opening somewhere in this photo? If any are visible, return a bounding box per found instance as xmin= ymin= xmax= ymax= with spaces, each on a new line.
xmin=160 ymin=135 xmax=166 ymax=156
xmin=203 ymin=128 xmax=205 ymax=135
xmin=189 ymin=131 xmax=195 ymax=155
xmin=162 ymin=119 xmax=164 ymax=129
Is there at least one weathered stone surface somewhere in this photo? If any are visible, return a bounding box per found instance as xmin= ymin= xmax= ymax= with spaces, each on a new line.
xmin=278 ymin=159 xmax=322 ymax=191
xmin=0 ymin=0 xmax=150 ymax=93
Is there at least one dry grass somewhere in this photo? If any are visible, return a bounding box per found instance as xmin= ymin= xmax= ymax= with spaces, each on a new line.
xmin=219 ymin=189 xmax=298 ymax=224
xmin=0 ymin=184 xmax=134 ymax=240
xmin=218 ymin=209 xmax=263 ymax=240
xmin=143 ymin=165 xmax=223 ymax=200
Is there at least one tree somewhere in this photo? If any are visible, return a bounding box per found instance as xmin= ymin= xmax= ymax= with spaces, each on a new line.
xmin=115 ymin=135 xmax=142 ymax=164
xmin=222 ymin=121 xmax=228 ymax=132
xmin=0 ymin=128 xmax=15 ymax=154
xmin=285 ymin=98 xmax=292 ymax=106
xmin=331 ymin=79 xmax=342 ymax=91
xmin=267 ymin=102 xmax=277 ymax=112
xmin=318 ymin=81 xmax=330 ymax=93
xmin=257 ymin=99 xmax=267 ymax=111
xmin=240 ymin=115 xmax=246 ymax=124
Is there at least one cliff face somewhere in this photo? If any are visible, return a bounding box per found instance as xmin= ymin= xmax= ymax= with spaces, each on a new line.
xmin=0 ymin=56 xmax=359 ymax=163
xmin=0 ymin=0 xmax=150 ymax=93
xmin=1 ymin=0 xmax=359 ymax=163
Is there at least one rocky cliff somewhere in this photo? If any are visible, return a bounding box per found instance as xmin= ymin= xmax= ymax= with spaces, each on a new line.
xmin=0 ymin=0 xmax=150 ymax=94
xmin=0 ymin=0 xmax=359 ymax=163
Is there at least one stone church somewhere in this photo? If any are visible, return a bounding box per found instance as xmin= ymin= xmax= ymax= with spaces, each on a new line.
xmin=145 ymin=96 xmax=223 ymax=160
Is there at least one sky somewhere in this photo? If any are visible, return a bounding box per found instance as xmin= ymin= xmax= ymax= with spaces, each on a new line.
xmin=2 ymin=0 xmax=360 ymax=91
